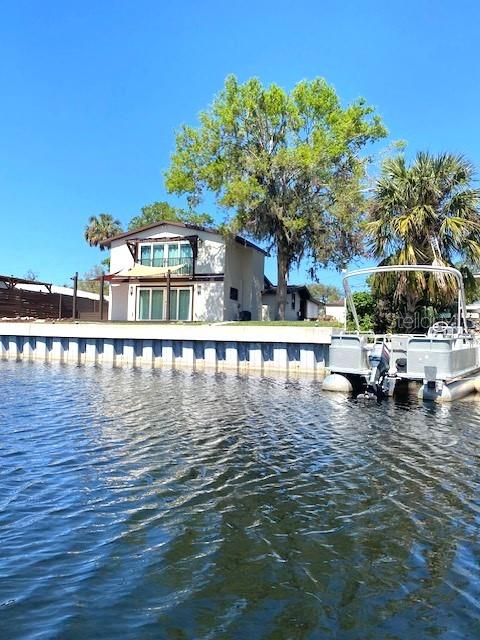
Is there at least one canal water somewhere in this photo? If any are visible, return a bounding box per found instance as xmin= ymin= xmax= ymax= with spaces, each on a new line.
xmin=1 ymin=361 xmax=480 ymax=639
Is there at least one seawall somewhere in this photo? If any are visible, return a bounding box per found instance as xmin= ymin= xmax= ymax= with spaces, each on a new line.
xmin=0 ymin=322 xmax=332 ymax=375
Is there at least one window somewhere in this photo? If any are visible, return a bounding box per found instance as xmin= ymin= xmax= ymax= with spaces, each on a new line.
xmin=291 ymin=293 xmax=296 ymax=309
xmin=138 ymin=242 xmax=193 ymax=274
xmin=136 ymin=287 xmax=191 ymax=321
xmin=230 ymin=287 xmax=239 ymax=301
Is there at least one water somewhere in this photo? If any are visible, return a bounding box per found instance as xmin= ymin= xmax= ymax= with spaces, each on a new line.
xmin=1 ymin=361 xmax=480 ymax=639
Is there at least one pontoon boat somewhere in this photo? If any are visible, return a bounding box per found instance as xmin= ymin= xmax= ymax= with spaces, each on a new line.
xmin=322 ymin=265 xmax=480 ymax=402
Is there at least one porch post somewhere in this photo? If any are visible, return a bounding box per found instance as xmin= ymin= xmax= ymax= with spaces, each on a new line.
xmin=99 ymin=272 xmax=105 ymax=320
xmin=166 ymin=270 xmax=171 ymax=321
xmin=72 ymin=272 xmax=78 ymax=320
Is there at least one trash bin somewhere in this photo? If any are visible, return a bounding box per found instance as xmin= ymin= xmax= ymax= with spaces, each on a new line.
xmin=239 ymin=310 xmax=251 ymax=321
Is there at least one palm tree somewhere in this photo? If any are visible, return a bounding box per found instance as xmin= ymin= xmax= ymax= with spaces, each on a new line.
xmin=366 ymin=152 xmax=480 ymax=310
xmin=84 ymin=213 xmax=123 ymax=251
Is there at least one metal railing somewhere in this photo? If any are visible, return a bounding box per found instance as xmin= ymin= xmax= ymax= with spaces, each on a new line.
xmin=139 ymin=257 xmax=193 ymax=276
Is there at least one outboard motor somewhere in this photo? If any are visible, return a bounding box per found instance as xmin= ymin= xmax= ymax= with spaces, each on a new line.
xmin=359 ymin=341 xmax=391 ymax=400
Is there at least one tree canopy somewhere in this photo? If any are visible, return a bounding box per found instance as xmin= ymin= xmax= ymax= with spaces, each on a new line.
xmin=128 ymin=201 xmax=214 ymax=230
xmin=165 ymin=75 xmax=387 ymax=318
xmin=84 ymin=213 xmax=123 ymax=250
xmin=308 ymin=283 xmax=342 ymax=303
xmin=366 ymin=152 xmax=480 ymax=310
xmin=78 ymin=264 xmax=108 ymax=295
xmin=84 ymin=202 xmax=214 ymax=259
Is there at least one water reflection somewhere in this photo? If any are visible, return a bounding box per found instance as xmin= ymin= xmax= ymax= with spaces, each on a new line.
xmin=0 ymin=361 xmax=479 ymax=639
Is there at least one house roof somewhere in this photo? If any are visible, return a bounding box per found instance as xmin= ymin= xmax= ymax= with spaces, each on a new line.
xmin=0 ymin=275 xmax=103 ymax=300
xmin=262 ymin=278 xmax=322 ymax=305
xmin=0 ymin=274 xmax=53 ymax=289
xmin=100 ymin=220 xmax=268 ymax=255
xmin=18 ymin=283 xmax=104 ymax=301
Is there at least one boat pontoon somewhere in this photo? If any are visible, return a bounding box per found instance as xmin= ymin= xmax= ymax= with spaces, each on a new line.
xmin=322 ymin=265 xmax=480 ymax=402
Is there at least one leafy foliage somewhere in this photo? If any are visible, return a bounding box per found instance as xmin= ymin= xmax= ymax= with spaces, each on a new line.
xmin=78 ymin=264 xmax=108 ymax=295
xmin=308 ymin=283 xmax=342 ymax=303
xmin=165 ymin=75 xmax=387 ymax=318
xmin=128 ymin=201 xmax=214 ymax=231
xmin=84 ymin=213 xmax=123 ymax=250
xmin=346 ymin=291 xmax=375 ymax=331
xmin=24 ymin=269 xmax=39 ymax=281
xmin=366 ymin=152 xmax=480 ymax=310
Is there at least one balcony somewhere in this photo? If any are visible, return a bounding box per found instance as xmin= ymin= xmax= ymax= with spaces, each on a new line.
xmin=139 ymin=257 xmax=194 ymax=276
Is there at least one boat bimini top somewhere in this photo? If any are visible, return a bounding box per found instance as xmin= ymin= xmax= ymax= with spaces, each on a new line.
xmin=343 ymin=264 xmax=469 ymax=336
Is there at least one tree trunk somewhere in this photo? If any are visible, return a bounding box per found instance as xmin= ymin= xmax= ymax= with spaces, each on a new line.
xmin=276 ymin=248 xmax=289 ymax=320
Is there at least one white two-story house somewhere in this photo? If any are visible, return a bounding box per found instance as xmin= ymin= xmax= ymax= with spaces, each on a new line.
xmin=101 ymin=221 xmax=266 ymax=322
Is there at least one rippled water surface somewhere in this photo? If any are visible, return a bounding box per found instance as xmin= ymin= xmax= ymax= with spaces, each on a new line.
xmin=1 ymin=361 xmax=480 ymax=639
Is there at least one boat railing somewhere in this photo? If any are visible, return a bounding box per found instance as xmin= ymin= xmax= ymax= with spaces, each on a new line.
xmin=342 ymin=264 xmax=469 ymax=336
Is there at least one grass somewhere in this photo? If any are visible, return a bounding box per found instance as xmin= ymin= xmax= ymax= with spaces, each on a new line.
xmin=227 ymin=320 xmax=342 ymax=327
xmin=44 ymin=319 xmax=341 ymax=327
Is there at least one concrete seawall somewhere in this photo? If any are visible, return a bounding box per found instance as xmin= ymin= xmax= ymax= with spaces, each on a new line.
xmin=0 ymin=322 xmax=332 ymax=375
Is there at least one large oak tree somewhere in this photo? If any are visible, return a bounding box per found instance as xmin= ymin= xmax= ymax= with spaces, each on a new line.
xmin=165 ymin=75 xmax=387 ymax=318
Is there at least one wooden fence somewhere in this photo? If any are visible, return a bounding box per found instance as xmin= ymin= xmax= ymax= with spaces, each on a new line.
xmin=0 ymin=288 xmax=108 ymax=320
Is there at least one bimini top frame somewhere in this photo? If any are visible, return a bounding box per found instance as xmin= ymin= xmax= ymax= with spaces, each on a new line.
xmin=343 ymin=264 xmax=468 ymax=334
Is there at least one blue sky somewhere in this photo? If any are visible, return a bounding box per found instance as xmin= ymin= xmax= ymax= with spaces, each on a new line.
xmin=1 ymin=0 xmax=480 ymax=289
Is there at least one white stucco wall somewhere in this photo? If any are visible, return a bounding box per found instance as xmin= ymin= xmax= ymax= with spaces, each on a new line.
xmin=325 ymin=303 xmax=346 ymax=324
xmin=193 ymin=281 xmax=224 ymax=321
xmin=306 ymin=300 xmax=320 ymax=320
xmin=110 ymin=239 xmax=134 ymax=273
xmin=109 ymin=283 xmax=129 ymax=321
xmin=262 ymin=291 xmax=320 ymax=321
xmin=262 ymin=291 xmax=302 ymax=321
xmin=223 ymin=242 xmax=264 ymax=320
xmin=109 ymin=224 xmax=226 ymax=275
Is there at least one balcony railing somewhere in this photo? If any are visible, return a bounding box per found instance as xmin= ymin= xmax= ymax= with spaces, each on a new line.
xmin=139 ymin=257 xmax=194 ymax=276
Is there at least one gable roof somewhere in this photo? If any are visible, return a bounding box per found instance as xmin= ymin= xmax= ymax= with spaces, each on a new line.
xmin=100 ymin=220 xmax=268 ymax=255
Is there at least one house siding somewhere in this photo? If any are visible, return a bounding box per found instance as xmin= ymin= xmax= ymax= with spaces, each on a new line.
xmin=223 ymin=241 xmax=264 ymax=321
xmin=109 ymin=283 xmax=129 ymax=321
xmin=262 ymin=291 xmax=320 ymax=321
xmin=262 ymin=292 xmax=301 ymax=321
xmin=325 ymin=303 xmax=346 ymax=324
xmin=193 ymin=281 xmax=224 ymax=321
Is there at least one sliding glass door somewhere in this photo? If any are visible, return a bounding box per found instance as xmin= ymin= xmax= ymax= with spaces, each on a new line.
xmin=138 ymin=289 xmax=164 ymax=320
xmin=137 ymin=288 xmax=191 ymax=321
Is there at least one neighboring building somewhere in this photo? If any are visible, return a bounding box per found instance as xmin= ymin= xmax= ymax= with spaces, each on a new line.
xmin=323 ymin=300 xmax=346 ymax=325
xmin=15 ymin=282 xmax=105 ymax=302
xmin=101 ymin=221 xmax=266 ymax=322
xmin=262 ymin=278 xmax=322 ymax=321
